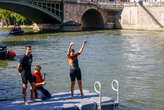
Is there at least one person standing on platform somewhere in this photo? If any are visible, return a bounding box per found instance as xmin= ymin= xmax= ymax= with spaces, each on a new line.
xmin=67 ymin=40 xmax=87 ymax=98
xmin=17 ymin=45 xmax=35 ymax=106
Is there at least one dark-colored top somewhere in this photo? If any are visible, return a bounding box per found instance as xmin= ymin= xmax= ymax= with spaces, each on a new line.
xmin=67 ymin=53 xmax=80 ymax=70
xmin=19 ymin=54 xmax=32 ymax=74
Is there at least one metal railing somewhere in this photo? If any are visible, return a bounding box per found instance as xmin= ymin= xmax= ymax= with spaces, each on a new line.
xmin=94 ymin=81 xmax=102 ymax=110
xmin=111 ymin=80 xmax=119 ymax=104
xmin=64 ymin=0 xmax=164 ymax=5
xmin=31 ymin=0 xmax=63 ymax=22
xmin=94 ymin=80 xmax=119 ymax=110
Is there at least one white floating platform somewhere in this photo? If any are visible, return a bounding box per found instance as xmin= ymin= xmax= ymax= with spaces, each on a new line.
xmin=0 ymin=90 xmax=116 ymax=110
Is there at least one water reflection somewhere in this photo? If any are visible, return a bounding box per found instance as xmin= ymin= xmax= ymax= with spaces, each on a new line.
xmin=0 ymin=32 xmax=9 ymax=37
xmin=118 ymin=31 xmax=164 ymax=110
xmin=0 ymin=60 xmax=8 ymax=67
xmin=0 ymin=30 xmax=164 ymax=110
xmin=2 ymin=41 xmax=55 ymax=46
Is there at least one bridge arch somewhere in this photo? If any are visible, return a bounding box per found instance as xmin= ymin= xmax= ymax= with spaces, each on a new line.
xmin=0 ymin=1 xmax=62 ymax=24
xmin=81 ymin=9 xmax=104 ymax=30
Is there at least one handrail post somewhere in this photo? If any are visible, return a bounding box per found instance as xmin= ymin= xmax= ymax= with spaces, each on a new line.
xmin=94 ymin=81 xmax=102 ymax=110
xmin=111 ymin=80 xmax=119 ymax=104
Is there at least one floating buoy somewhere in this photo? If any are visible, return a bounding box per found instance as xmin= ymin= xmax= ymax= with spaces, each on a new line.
xmin=8 ymin=51 xmax=16 ymax=59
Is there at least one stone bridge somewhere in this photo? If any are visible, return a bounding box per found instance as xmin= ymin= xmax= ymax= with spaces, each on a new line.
xmin=0 ymin=0 xmax=63 ymax=24
xmin=0 ymin=0 xmax=123 ymax=31
xmin=63 ymin=0 xmax=123 ymax=30
xmin=1 ymin=0 xmax=163 ymax=31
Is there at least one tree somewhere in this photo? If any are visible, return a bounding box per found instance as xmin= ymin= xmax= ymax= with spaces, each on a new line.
xmin=0 ymin=8 xmax=32 ymax=26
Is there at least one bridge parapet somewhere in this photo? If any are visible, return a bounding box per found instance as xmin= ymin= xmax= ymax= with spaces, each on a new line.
xmin=140 ymin=1 xmax=164 ymax=6
xmin=64 ymin=0 xmax=139 ymax=10
xmin=1 ymin=0 xmax=32 ymax=2
xmin=64 ymin=0 xmax=125 ymax=9
xmin=97 ymin=2 xmax=124 ymax=9
xmin=3 ymin=0 xmax=64 ymax=1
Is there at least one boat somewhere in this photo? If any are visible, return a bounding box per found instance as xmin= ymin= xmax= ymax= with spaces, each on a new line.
xmin=9 ymin=26 xmax=24 ymax=35
xmin=0 ymin=45 xmax=16 ymax=60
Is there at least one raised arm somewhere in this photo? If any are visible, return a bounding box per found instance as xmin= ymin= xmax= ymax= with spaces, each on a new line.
xmin=67 ymin=41 xmax=75 ymax=56
xmin=79 ymin=40 xmax=87 ymax=54
xmin=17 ymin=63 xmax=22 ymax=76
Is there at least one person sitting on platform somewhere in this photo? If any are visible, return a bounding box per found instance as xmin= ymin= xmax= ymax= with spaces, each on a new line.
xmin=32 ymin=65 xmax=51 ymax=100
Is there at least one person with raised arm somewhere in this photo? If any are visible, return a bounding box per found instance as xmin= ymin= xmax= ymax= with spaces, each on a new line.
xmin=67 ymin=40 xmax=87 ymax=98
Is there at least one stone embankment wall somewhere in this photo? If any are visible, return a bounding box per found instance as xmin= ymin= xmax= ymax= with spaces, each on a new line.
xmin=120 ymin=2 xmax=164 ymax=30
xmin=64 ymin=2 xmax=164 ymax=31
xmin=32 ymin=2 xmax=164 ymax=31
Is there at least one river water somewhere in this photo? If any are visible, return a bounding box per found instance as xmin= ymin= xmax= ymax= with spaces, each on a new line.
xmin=0 ymin=29 xmax=164 ymax=110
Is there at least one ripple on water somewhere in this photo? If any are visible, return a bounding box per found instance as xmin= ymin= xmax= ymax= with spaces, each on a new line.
xmin=0 ymin=30 xmax=164 ymax=110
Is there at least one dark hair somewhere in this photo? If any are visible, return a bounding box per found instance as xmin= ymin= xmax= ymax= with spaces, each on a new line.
xmin=25 ymin=45 xmax=31 ymax=49
xmin=71 ymin=49 xmax=75 ymax=53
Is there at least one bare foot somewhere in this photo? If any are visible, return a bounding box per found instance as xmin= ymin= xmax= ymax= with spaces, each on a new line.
xmin=81 ymin=93 xmax=84 ymax=98
xmin=24 ymin=101 xmax=30 ymax=106
xmin=71 ymin=95 xmax=74 ymax=99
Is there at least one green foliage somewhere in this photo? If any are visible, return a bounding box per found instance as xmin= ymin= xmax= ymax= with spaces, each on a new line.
xmin=0 ymin=8 xmax=32 ymax=25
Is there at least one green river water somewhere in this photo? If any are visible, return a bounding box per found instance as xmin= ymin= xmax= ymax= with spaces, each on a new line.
xmin=0 ymin=29 xmax=164 ymax=110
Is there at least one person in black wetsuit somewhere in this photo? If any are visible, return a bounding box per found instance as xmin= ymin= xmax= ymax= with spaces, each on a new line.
xmin=17 ymin=45 xmax=35 ymax=106
xmin=67 ymin=40 xmax=87 ymax=98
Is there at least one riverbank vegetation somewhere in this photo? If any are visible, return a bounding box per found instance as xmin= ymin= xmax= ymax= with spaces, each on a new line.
xmin=0 ymin=8 xmax=32 ymax=27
